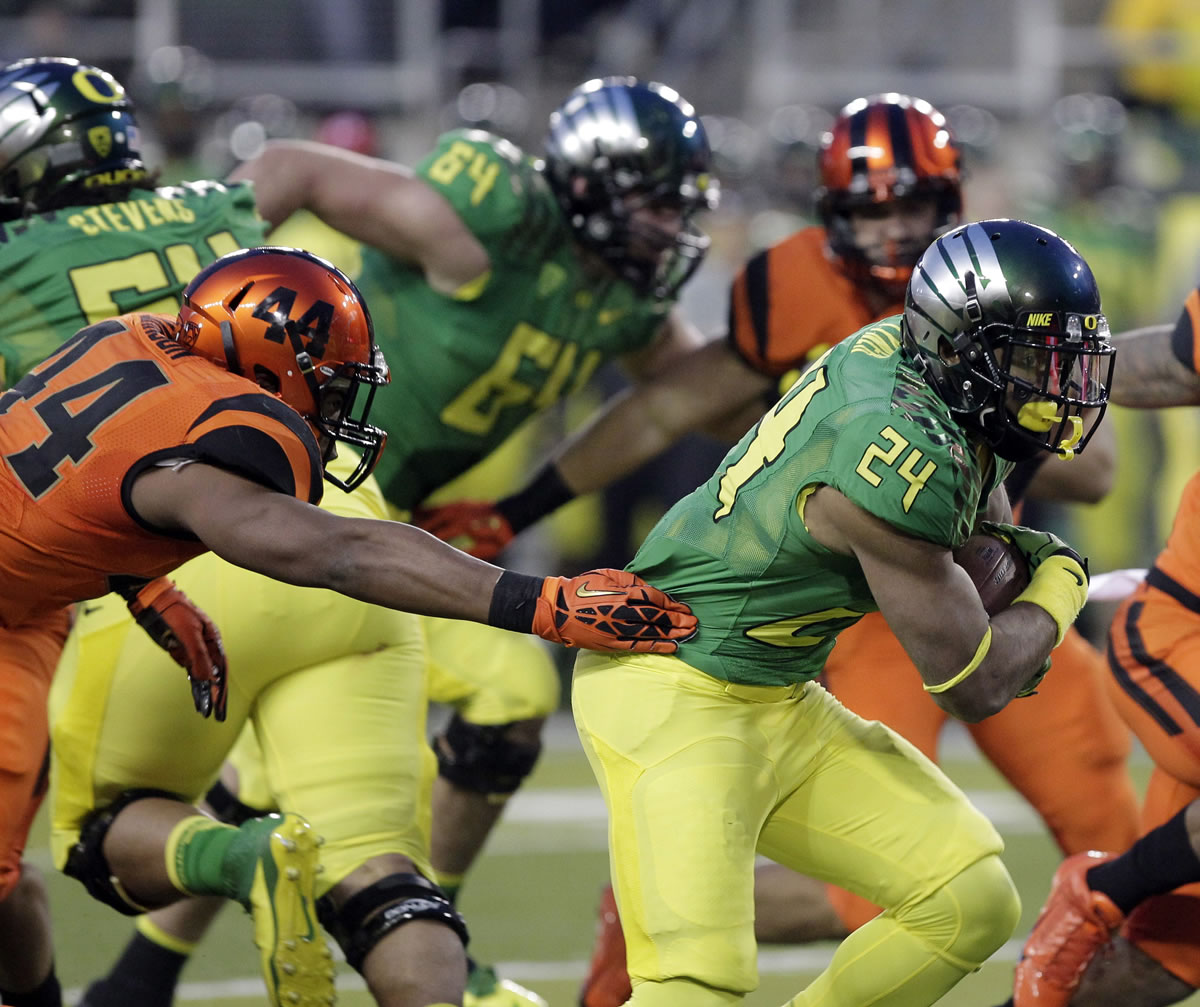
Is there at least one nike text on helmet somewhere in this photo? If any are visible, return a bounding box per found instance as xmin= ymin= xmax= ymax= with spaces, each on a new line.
xmin=902 ymin=218 xmax=1115 ymax=462
xmin=0 ymin=57 xmax=150 ymax=221
xmin=176 ymin=246 xmax=391 ymax=491
xmin=816 ymin=93 xmax=963 ymax=296
xmin=542 ymin=76 xmax=719 ymax=300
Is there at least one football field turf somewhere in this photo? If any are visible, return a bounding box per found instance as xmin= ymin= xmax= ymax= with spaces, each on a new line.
xmin=34 ymin=711 xmax=1200 ymax=1007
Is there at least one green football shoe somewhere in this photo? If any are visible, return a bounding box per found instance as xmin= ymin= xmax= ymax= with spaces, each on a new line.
xmin=235 ymin=812 xmax=336 ymax=1007
xmin=464 ymin=961 xmax=549 ymax=1007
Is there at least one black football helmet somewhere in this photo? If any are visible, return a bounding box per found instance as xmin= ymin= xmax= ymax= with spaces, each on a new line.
xmin=542 ymin=76 xmax=719 ymax=300
xmin=902 ymin=219 xmax=1115 ymax=462
xmin=0 ymin=57 xmax=150 ymax=221
xmin=816 ymin=93 xmax=963 ymax=296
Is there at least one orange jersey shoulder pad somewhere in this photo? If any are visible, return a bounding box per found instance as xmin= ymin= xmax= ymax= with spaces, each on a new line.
xmin=727 ymin=227 xmax=897 ymax=378
xmin=1171 ymin=287 xmax=1200 ymax=374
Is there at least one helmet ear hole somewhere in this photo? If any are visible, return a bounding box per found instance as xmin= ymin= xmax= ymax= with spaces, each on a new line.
xmin=936 ymin=336 xmax=960 ymax=364
xmin=252 ymin=365 xmax=281 ymax=395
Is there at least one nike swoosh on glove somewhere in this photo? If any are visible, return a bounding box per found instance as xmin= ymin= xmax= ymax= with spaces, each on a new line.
xmin=533 ymin=569 xmax=698 ymax=654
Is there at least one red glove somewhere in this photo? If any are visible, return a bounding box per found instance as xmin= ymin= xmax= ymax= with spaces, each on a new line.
xmin=413 ymin=501 xmax=515 ymax=560
xmin=125 ymin=577 xmax=228 ymax=721
xmin=531 ymin=569 xmax=698 ymax=654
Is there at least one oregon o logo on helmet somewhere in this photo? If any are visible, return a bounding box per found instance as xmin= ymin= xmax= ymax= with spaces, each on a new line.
xmin=72 ymin=68 xmax=123 ymax=105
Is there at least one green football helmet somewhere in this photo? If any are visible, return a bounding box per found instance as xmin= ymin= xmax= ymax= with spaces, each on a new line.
xmin=0 ymin=57 xmax=150 ymax=221
xmin=902 ymin=218 xmax=1115 ymax=461
xmin=542 ymin=76 xmax=719 ymax=300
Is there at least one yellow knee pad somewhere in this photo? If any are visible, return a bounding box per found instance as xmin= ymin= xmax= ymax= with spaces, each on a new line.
xmin=894 ymin=854 xmax=1020 ymax=971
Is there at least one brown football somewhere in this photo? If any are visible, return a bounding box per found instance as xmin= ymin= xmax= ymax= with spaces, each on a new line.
xmin=953 ymin=533 xmax=1031 ymax=615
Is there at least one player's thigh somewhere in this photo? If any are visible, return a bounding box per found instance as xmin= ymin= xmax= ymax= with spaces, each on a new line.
xmin=0 ymin=611 xmax=68 ymax=897
xmin=49 ymin=592 xmax=248 ymax=869
xmin=573 ymin=651 xmax=805 ymax=994
xmin=970 ymin=625 xmax=1139 ymax=852
xmin=1107 ymin=592 xmax=1200 ymax=788
xmin=254 ymin=609 xmax=434 ymax=891
xmin=823 ymin=612 xmax=947 ymax=760
xmin=759 ymin=684 xmax=1004 ymax=914
xmin=423 ymin=615 xmax=560 ymax=722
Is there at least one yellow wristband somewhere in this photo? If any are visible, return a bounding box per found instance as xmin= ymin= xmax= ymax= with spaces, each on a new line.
xmin=925 ymin=626 xmax=993 ymax=694
xmin=1012 ymin=554 xmax=1089 ymax=646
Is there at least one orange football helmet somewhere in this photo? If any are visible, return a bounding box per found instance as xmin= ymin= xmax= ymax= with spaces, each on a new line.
xmin=815 ymin=93 xmax=962 ymax=295
xmin=177 ymin=246 xmax=389 ymax=491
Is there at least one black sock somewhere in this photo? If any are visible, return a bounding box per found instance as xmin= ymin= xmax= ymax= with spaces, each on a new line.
xmin=81 ymin=931 xmax=188 ymax=1007
xmin=1087 ymin=805 xmax=1200 ymax=916
xmin=1 ymin=963 xmax=62 ymax=1007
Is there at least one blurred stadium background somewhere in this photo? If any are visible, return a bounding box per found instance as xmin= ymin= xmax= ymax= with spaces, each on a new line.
xmin=8 ymin=0 xmax=1200 ymax=1003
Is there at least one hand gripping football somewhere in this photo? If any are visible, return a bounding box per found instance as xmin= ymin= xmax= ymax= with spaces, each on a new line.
xmin=953 ymin=533 xmax=1031 ymax=616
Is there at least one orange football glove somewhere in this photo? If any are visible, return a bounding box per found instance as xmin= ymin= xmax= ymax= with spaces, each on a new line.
xmin=412 ymin=501 xmax=515 ymax=560
xmin=125 ymin=577 xmax=228 ymax=721
xmin=531 ymin=569 xmax=697 ymax=653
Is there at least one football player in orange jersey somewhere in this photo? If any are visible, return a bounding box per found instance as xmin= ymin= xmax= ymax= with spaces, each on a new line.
xmin=998 ymin=295 xmax=1200 ymax=1007
xmin=0 ymin=245 xmax=695 ymax=1007
xmin=413 ymin=93 xmax=1140 ymax=1007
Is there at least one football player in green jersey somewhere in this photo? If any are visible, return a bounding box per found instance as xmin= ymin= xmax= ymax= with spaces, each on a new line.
xmin=567 ymin=218 xmax=1114 ymax=1007
xmin=78 ymin=76 xmax=717 ymax=1007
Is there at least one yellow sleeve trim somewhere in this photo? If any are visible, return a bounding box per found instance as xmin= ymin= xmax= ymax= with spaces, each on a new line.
xmin=452 ymin=269 xmax=491 ymax=301
xmin=925 ymin=625 xmax=993 ymax=694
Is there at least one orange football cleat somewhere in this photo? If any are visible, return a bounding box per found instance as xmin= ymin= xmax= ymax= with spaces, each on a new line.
xmin=1014 ymin=851 xmax=1125 ymax=1007
xmin=579 ymin=885 xmax=632 ymax=1007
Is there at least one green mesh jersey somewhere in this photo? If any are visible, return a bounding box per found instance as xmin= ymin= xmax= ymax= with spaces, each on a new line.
xmin=630 ymin=316 xmax=1010 ymax=687
xmin=353 ymin=129 xmax=673 ymax=509
xmin=0 ymin=181 xmax=265 ymax=385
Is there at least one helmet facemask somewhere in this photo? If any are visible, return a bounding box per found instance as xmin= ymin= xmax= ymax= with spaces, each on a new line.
xmin=907 ymin=269 xmax=1115 ymax=462
xmin=574 ymin=177 xmax=714 ymax=299
xmin=311 ymin=349 xmax=389 ymax=492
xmin=822 ymin=180 xmax=961 ymax=298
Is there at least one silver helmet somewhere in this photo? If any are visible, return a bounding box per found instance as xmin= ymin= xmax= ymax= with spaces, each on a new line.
xmin=542 ymin=76 xmax=719 ymax=300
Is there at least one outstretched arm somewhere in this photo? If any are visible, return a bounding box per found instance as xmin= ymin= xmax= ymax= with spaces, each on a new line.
xmin=229 ymin=139 xmax=489 ymax=295
xmin=1110 ymin=322 xmax=1200 ymax=407
xmin=552 ymin=337 xmax=772 ymax=497
xmin=128 ymin=462 xmax=696 ymax=653
xmin=414 ymin=339 xmax=774 ymax=556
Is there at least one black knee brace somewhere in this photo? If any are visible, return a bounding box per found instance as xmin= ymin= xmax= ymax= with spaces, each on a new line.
xmin=317 ymin=872 xmax=469 ymax=972
xmin=203 ymin=778 xmax=270 ymax=826
xmin=63 ymin=787 xmax=180 ymax=916
xmin=435 ymin=713 xmax=542 ymax=796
